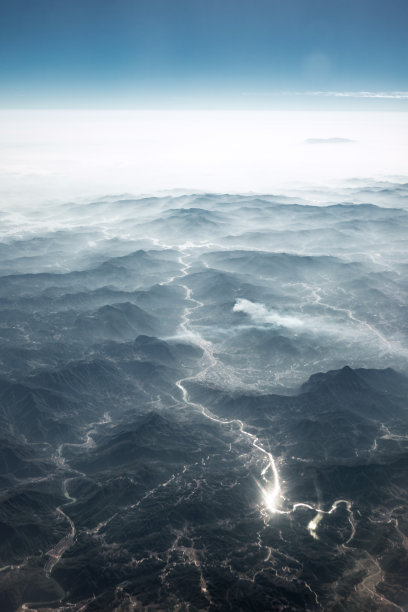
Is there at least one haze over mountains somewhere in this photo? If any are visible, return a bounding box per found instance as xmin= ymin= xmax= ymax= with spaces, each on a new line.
xmin=0 ymin=181 xmax=408 ymax=611
xmin=2 ymin=0 xmax=408 ymax=606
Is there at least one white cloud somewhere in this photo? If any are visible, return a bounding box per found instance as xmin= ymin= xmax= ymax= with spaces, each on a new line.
xmin=299 ymin=91 xmax=408 ymax=99
xmin=305 ymin=137 xmax=355 ymax=144
xmin=233 ymin=299 xmax=304 ymax=329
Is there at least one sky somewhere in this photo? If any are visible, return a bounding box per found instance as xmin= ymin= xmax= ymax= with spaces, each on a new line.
xmin=0 ymin=1 xmax=407 ymax=201
xmin=1 ymin=0 xmax=408 ymax=109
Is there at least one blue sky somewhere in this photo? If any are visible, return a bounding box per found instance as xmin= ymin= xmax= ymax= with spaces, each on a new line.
xmin=1 ymin=0 xmax=407 ymax=108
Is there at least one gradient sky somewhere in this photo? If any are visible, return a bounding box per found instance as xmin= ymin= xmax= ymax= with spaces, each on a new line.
xmin=1 ymin=0 xmax=408 ymax=108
